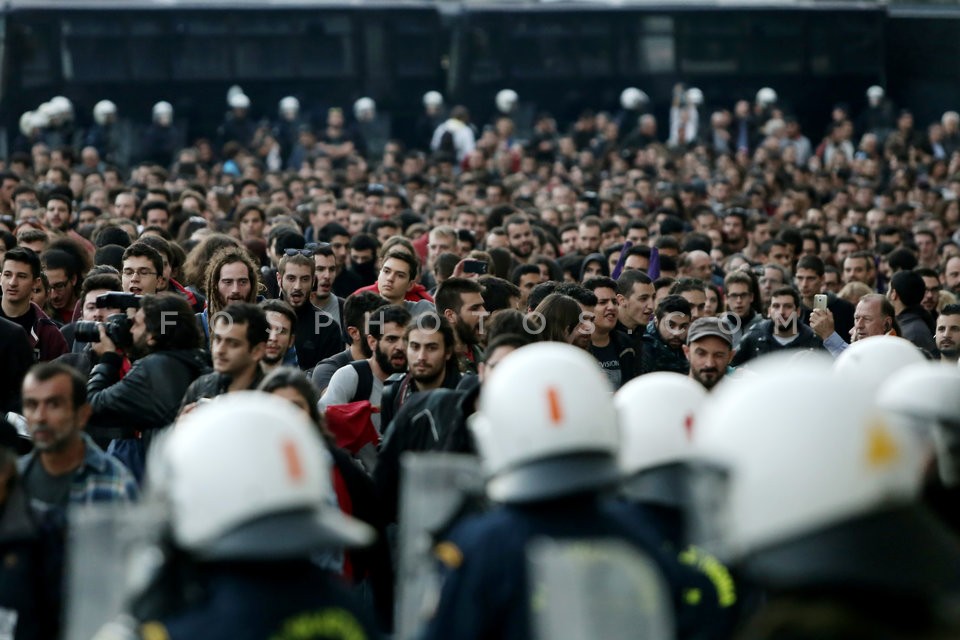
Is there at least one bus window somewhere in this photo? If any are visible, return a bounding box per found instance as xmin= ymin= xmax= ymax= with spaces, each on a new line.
xmin=301 ymin=15 xmax=355 ymax=78
xmin=235 ymin=15 xmax=303 ymax=79
xmin=172 ymin=16 xmax=231 ymax=80
xmin=626 ymin=15 xmax=675 ymax=74
xmin=741 ymin=16 xmax=803 ymax=74
xmin=11 ymin=20 xmax=58 ymax=89
xmin=63 ymin=16 xmax=128 ymax=82
xmin=679 ymin=15 xmax=741 ymax=74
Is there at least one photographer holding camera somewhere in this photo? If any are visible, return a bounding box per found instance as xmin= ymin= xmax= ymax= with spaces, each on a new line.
xmin=86 ymin=293 xmax=209 ymax=482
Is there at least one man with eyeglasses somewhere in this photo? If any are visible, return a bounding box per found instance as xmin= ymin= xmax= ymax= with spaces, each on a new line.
xmin=40 ymin=248 xmax=81 ymax=326
xmin=277 ymin=251 xmax=341 ymax=371
xmin=120 ymin=243 xmax=162 ymax=297
xmin=723 ymin=270 xmax=762 ymax=350
xmin=917 ymin=267 xmax=943 ymax=317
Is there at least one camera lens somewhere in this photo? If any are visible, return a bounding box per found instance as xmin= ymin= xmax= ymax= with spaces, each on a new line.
xmin=74 ymin=321 xmax=102 ymax=343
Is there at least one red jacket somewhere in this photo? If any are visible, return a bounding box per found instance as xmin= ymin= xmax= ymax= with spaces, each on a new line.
xmin=353 ymin=281 xmax=434 ymax=303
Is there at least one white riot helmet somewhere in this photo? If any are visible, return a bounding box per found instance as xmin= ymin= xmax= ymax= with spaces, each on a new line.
xmin=878 ymin=363 xmax=960 ymax=486
xmin=30 ymin=109 xmax=50 ymax=131
xmin=756 ymin=87 xmax=778 ymax=107
xmin=149 ymin=392 xmax=374 ymax=559
xmin=353 ymin=97 xmax=376 ymax=122
xmin=93 ymin=100 xmax=117 ymax=126
xmin=615 ymin=373 xmax=707 ymax=508
xmin=685 ymin=87 xmax=704 ymax=106
xmin=50 ymin=96 xmax=74 ymax=121
xmin=833 ymin=335 xmax=926 ymax=393
xmin=423 ymin=90 xmax=443 ymax=109
xmin=495 ymin=89 xmax=518 ymax=114
xmin=695 ymin=356 xmax=925 ymax=575
xmin=279 ymin=96 xmax=300 ymax=120
xmin=468 ymin=343 xmax=620 ymax=503
xmin=228 ymin=91 xmax=251 ymax=110
xmin=620 ymin=87 xmax=648 ymax=111
xmin=38 ymin=101 xmax=57 ymax=124
xmin=616 ymin=372 xmax=707 ymax=475
xmin=226 ymin=84 xmax=245 ymax=103
xmin=19 ymin=111 xmax=36 ymax=137
xmin=152 ymin=101 xmax=173 ymax=126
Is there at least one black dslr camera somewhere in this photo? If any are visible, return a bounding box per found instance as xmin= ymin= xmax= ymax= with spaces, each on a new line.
xmin=74 ymin=293 xmax=142 ymax=348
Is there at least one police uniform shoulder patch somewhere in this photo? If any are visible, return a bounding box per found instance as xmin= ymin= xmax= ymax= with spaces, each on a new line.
xmin=140 ymin=621 xmax=170 ymax=640
xmin=434 ymin=541 xmax=464 ymax=569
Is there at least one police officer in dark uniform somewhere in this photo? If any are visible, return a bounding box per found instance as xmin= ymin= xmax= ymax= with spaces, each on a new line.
xmin=421 ymin=343 xmax=709 ymax=640
xmin=697 ymin=356 xmax=960 ymax=639
xmin=109 ymin=392 xmax=381 ymax=640
xmin=616 ymin=372 xmax=746 ymax=640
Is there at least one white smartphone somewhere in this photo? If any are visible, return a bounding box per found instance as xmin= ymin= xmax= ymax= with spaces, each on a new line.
xmin=813 ymin=294 xmax=828 ymax=311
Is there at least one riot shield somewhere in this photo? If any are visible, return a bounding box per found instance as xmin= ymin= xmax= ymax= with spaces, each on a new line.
xmin=528 ymin=538 xmax=674 ymax=640
xmin=65 ymin=503 xmax=167 ymax=640
xmin=395 ymin=453 xmax=484 ymax=640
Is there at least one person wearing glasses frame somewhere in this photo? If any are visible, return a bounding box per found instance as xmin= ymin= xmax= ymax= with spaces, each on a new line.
xmin=120 ymin=243 xmax=163 ymax=297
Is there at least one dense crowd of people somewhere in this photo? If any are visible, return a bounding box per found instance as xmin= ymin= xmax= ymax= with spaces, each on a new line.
xmin=0 ymin=82 xmax=958 ymax=639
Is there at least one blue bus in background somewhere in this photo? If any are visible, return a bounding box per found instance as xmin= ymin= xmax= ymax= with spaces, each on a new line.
xmin=0 ymin=0 xmax=955 ymax=151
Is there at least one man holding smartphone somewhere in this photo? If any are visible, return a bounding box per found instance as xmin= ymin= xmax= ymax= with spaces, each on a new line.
xmin=795 ymin=256 xmax=854 ymax=342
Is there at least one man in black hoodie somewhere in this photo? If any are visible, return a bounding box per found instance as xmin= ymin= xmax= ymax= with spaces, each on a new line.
xmin=888 ymin=270 xmax=938 ymax=357
xmin=87 ymin=293 xmax=209 ymax=482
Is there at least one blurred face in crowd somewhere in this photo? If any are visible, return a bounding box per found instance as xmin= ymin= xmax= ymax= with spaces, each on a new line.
xmin=657 ymin=311 xmax=690 ymax=349
xmin=378 ymin=257 xmax=414 ymax=304
xmin=22 ymin=372 xmax=90 ymax=453
xmin=122 ymin=256 xmax=159 ymax=296
xmin=560 ymin=229 xmax=578 ymax=255
xmin=370 ymin=322 xmax=407 ymax=374
xmin=921 ymin=275 xmax=941 ymax=313
xmin=678 ymin=288 xmax=707 ymax=321
xmin=943 ymin=256 xmax=960 ymax=294
xmin=211 ymin=318 xmax=264 ymax=377
xmin=725 ymin=282 xmax=753 ymax=318
xmin=567 ymin=304 xmax=596 ymax=350
xmin=313 ymin=253 xmax=337 ymax=301
xmin=794 ymin=268 xmax=822 ymax=303
xmin=114 ymin=193 xmax=137 ymax=219
xmin=506 ymin=221 xmax=534 ymax=259
xmin=769 ymin=294 xmax=798 ymax=336
xmin=239 ymin=209 xmax=265 ymax=241
xmin=935 ymin=312 xmax=960 ymax=360
xmin=218 ymin=261 xmax=252 ymax=307
xmin=758 ymin=266 xmax=785 ymax=306
xmin=843 ymin=256 xmax=873 ymax=286
xmin=406 ymin=327 xmax=451 ymax=386
xmin=684 ymin=337 xmax=733 ymax=390
xmin=82 ymin=289 xmax=120 ymax=322
xmin=264 ymin=310 xmax=295 ymax=366
xmin=619 ymin=281 xmax=655 ymax=327
xmin=279 ymin=262 xmax=313 ymax=309
xmin=592 ymin=287 xmax=619 ymax=333
xmin=577 ymin=223 xmax=601 ymax=254
xmin=45 ymin=268 xmax=76 ymax=312
xmin=722 ymin=216 xmax=744 ymax=242
xmin=852 ymin=297 xmax=891 ymax=341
